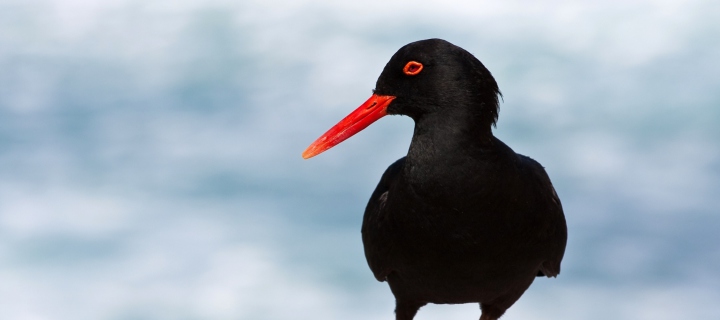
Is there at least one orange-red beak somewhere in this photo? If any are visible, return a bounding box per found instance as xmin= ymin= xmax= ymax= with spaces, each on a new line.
xmin=302 ymin=94 xmax=396 ymax=159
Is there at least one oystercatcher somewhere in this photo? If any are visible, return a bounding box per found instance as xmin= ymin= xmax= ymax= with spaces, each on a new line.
xmin=303 ymin=38 xmax=567 ymax=320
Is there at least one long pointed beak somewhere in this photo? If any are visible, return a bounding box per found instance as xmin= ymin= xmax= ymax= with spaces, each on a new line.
xmin=302 ymin=94 xmax=396 ymax=159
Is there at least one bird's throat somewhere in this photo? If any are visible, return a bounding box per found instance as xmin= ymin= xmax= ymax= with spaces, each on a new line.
xmin=404 ymin=113 xmax=494 ymax=194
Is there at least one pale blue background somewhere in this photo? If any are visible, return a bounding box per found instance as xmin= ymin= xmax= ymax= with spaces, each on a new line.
xmin=0 ymin=1 xmax=719 ymax=319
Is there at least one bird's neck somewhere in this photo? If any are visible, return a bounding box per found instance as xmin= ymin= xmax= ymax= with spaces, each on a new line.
xmin=404 ymin=112 xmax=495 ymax=192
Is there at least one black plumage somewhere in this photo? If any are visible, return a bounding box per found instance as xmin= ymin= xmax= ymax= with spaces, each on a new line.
xmin=305 ymin=38 xmax=567 ymax=320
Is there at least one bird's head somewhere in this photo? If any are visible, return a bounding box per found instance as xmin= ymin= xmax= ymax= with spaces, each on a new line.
xmin=376 ymin=39 xmax=500 ymax=123
xmin=302 ymin=38 xmax=501 ymax=159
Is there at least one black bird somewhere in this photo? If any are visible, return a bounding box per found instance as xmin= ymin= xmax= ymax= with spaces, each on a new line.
xmin=302 ymin=39 xmax=567 ymax=320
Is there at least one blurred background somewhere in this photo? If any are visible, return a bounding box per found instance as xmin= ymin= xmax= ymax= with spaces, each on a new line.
xmin=1 ymin=0 xmax=719 ymax=319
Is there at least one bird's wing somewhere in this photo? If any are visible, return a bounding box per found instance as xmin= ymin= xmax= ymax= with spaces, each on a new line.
xmin=518 ymin=155 xmax=567 ymax=278
xmin=361 ymin=157 xmax=406 ymax=282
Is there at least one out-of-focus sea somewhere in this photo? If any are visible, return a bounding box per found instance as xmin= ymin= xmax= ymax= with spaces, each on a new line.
xmin=1 ymin=1 xmax=718 ymax=319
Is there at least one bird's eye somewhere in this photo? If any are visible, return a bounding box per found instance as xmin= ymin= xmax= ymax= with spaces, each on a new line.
xmin=403 ymin=61 xmax=423 ymax=76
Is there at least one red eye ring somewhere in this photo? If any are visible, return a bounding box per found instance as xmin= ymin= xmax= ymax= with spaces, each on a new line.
xmin=403 ymin=61 xmax=423 ymax=76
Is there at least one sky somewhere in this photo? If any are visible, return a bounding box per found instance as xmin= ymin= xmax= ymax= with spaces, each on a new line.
xmin=0 ymin=0 xmax=719 ymax=319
